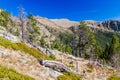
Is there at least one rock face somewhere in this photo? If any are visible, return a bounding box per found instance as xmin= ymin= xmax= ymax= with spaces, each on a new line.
xmin=102 ymin=20 xmax=120 ymax=31
xmin=50 ymin=19 xmax=120 ymax=32
xmin=84 ymin=20 xmax=120 ymax=32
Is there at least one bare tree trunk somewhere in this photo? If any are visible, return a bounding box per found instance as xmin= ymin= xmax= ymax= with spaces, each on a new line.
xmin=18 ymin=6 xmax=26 ymax=42
xmin=39 ymin=59 xmax=73 ymax=73
xmin=76 ymin=61 xmax=79 ymax=73
xmin=79 ymin=37 xmax=83 ymax=57
xmin=21 ymin=20 xmax=25 ymax=42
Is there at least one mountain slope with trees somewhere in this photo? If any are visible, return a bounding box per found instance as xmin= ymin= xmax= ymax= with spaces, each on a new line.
xmin=0 ymin=7 xmax=120 ymax=80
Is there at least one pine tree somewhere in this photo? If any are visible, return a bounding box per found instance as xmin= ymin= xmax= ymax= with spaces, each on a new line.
xmin=109 ymin=33 xmax=120 ymax=69
xmin=109 ymin=33 xmax=120 ymax=55
xmin=77 ymin=22 xmax=98 ymax=59
xmin=101 ymin=43 xmax=110 ymax=60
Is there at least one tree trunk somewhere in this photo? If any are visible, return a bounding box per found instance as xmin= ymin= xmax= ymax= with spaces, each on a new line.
xmin=21 ymin=20 xmax=25 ymax=42
xmin=39 ymin=59 xmax=73 ymax=73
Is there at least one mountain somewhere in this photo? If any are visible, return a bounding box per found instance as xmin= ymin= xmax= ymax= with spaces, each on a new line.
xmin=0 ymin=9 xmax=120 ymax=80
xmin=50 ymin=19 xmax=79 ymax=28
xmin=84 ymin=20 xmax=120 ymax=32
xmin=50 ymin=18 xmax=120 ymax=32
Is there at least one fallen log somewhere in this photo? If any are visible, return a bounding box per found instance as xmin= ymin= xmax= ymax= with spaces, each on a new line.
xmin=38 ymin=59 xmax=72 ymax=73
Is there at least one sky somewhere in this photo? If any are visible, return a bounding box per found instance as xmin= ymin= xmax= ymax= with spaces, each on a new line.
xmin=0 ymin=0 xmax=120 ymax=21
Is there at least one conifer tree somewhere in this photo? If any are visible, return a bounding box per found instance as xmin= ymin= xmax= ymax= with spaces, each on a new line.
xmin=109 ymin=33 xmax=120 ymax=69
xmin=77 ymin=22 xmax=98 ymax=59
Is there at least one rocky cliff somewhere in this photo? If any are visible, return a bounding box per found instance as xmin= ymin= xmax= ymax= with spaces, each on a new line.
xmin=84 ymin=20 xmax=120 ymax=32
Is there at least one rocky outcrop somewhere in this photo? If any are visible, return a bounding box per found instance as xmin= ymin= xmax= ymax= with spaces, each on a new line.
xmin=84 ymin=20 xmax=120 ymax=32
xmin=102 ymin=20 xmax=120 ymax=31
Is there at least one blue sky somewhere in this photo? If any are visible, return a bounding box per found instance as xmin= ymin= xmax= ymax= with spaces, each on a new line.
xmin=0 ymin=0 xmax=120 ymax=21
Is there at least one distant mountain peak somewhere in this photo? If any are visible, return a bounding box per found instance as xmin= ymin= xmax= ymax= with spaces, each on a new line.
xmin=50 ymin=18 xmax=79 ymax=28
xmin=84 ymin=20 xmax=120 ymax=32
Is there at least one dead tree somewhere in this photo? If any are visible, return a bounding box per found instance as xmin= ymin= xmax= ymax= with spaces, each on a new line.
xmin=39 ymin=59 xmax=73 ymax=73
xmin=76 ymin=61 xmax=79 ymax=73
xmin=18 ymin=6 xmax=26 ymax=42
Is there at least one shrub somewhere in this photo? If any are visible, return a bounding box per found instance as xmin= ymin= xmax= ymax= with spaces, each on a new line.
xmin=67 ymin=56 xmax=72 ymax=59
xmin=57 ymin=72 xmax=81 ymax=80
xmin=0 ymin=36 xmax=50 ymax=60
xmin=107 ymin=75 xmax=120 ymax=80
xmin=65 ymin=45 xmax=72 ymax=54
xmin=49 ymin=54 xmax=56 ymax=60
xmin=0 ymin=65 xmax=35 ymax=80
xmin=40 ymin=37 xmax=47 ymax=47
xmin=67 ymin=64 xmax=75 ymax=69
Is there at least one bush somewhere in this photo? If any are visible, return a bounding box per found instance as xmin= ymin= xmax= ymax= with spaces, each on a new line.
xmin=0 ymin=36 xmax=50 ymax=60
xmin=0 ymin=10 xmax=14 ymax=28
xmin=40 ymin=37 xmax=47 ymax=47
xmin=65 ymin=45 xmax=72 ymax=54
xmin=57 ymin=72 xmax=81 ymax=80
xmin=107 ymin=75 xmax=120 ymax=80
xmin=49 ymin=54 xmax=56 ymax=60
xmin=67 ymin=64 xmax=74 ymax=69
xmin=0 ymin=65 xmax=35 ymax=80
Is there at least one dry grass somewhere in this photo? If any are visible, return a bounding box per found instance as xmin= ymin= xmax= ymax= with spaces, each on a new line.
xmin=0 ymin=46 xmax=55 ymax=80
xmin=55 ymin=53 xmax=120 ymax=80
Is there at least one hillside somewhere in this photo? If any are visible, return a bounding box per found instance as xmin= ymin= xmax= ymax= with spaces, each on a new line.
xmin=50 ymin=19 xmax=79 ymax=28
xmin=0 ymin=8 xmax=120 ymax=80
xmin=0 ymin=46 xmax=61 ymax=80
xmin=55 ymin=53 xmax=120 ymax=80
xmin=84 ymin=20 xmax=120 ymax=32
xmin=0 ymin=37 xmax=119 ymax=80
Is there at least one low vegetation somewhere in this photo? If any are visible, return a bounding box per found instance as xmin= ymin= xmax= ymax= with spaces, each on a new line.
xmin=57 ymin=72 xmax=81 ymax=80
xmin=0 ymin=36 xmax=50 ymax=59
xmin=107 ymin=75 xmax=120 ymax=80
xmin=0 ymin=65 xmax=35 ymax=80
xmin=0 ymin=9 xmax=15 ymax=28
xmin=49 ymin=53 xmax=56 ymax=60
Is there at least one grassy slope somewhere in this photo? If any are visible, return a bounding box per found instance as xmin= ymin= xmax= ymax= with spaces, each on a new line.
xmin=57 ymin=72 xmax=81 ymax=80
xmin=0 ymin=65 xmax=35 ymax=80
xmin=0 ymin=36 xmax=50 ymax=59
xmin=107 ymin=75 xmax=120 ymax=80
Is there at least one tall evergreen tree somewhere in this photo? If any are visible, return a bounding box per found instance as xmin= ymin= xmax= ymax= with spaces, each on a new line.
xmin=109 ymin=33 xmax=120 ymax=69
xmin=77 ymin=22 xmax=100 ymax=59
xmin=100 ymin=43 xmax=110 ymax=60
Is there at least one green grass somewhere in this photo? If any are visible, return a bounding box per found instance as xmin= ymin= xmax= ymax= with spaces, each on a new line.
xmin=57 ymin=72 xmax=81 ymax=80
xmin=0 ymin=36 xmax=50 ymax=59
xmin=49 ymin=54 xmax=56 ymax=60
xmin=107 ymin=75 xmax=120 ymax=80
xmin=0 ymin=65 xmax=35 ymax=80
